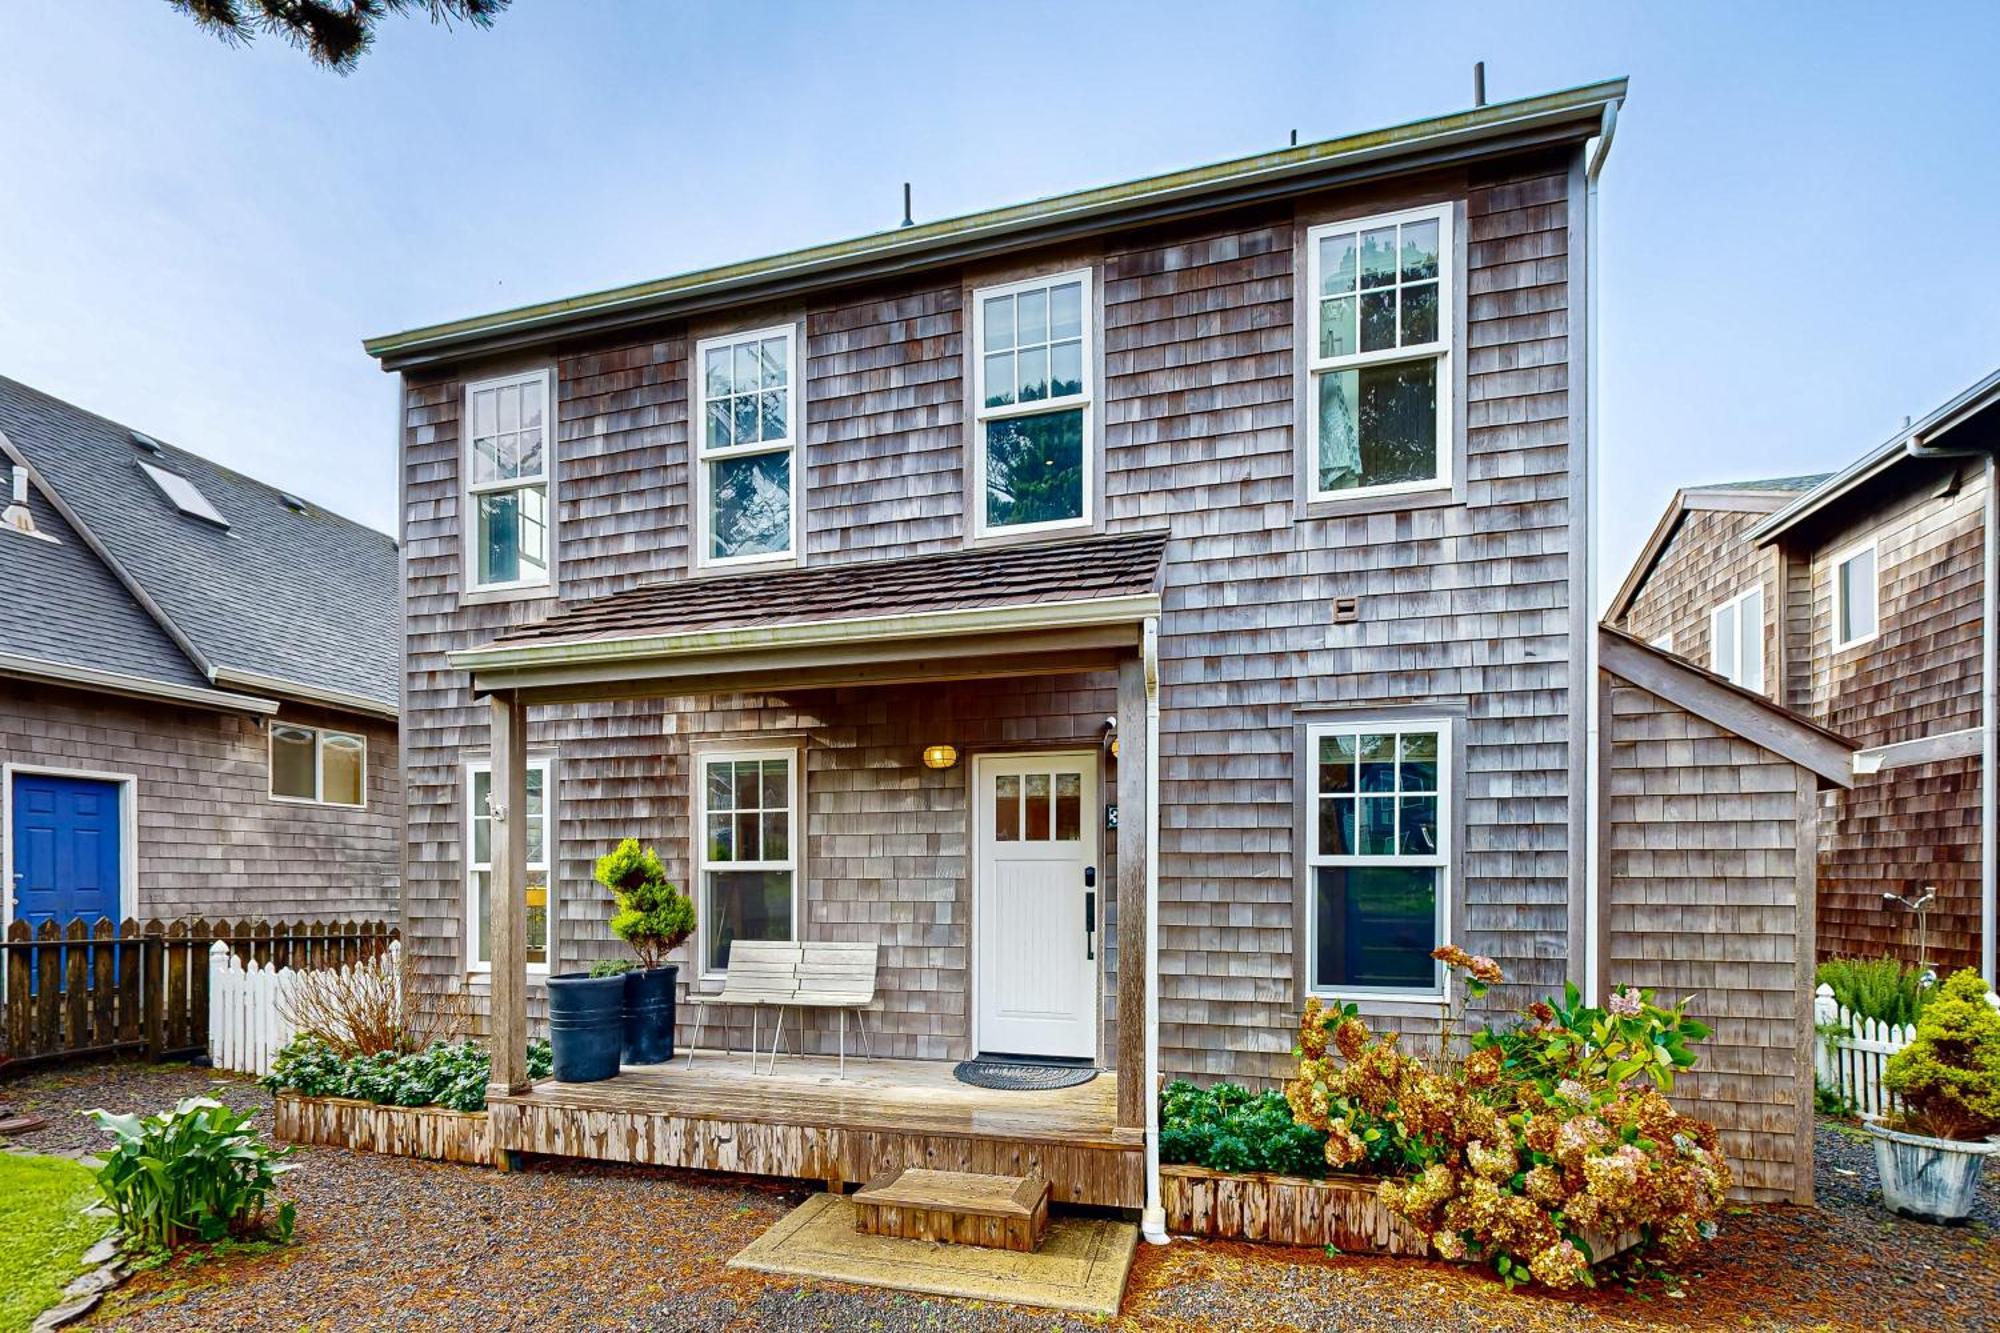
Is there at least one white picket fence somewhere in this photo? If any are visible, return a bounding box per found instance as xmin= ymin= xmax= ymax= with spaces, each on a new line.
xmin=207 ymin=940 xmax=400 ymax=1076
xmin=1813 ymin=983 xmax=1915 ymax=1119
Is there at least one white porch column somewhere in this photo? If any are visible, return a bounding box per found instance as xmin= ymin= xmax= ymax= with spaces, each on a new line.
xmin=487 ymin=691 xmax=531 ymax=1097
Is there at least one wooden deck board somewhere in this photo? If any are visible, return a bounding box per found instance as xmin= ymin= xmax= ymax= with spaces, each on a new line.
xmin=487 ymin=1052 xmax=1145 ymax=1207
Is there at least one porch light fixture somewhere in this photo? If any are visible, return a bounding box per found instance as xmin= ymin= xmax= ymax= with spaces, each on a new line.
xmin=922 ymin=744 xmax=958 ymax=770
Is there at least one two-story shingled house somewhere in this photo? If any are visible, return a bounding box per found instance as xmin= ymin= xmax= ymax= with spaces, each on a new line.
xmin=366 ymin=80 xmax=1851 ymax=1222
xmin=1612 ymin=369 xmax=2000 ymax=981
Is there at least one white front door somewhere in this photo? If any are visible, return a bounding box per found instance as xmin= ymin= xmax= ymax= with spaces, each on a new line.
xmin=974 ymin=752 xmax=1099 ymax=1059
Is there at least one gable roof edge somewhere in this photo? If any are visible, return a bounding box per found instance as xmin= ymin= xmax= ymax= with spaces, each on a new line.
xmin=1607 ymin=486 xmax=1815 ymax=624
xmin=1597 ymin=624 xmax=1856 ymax=788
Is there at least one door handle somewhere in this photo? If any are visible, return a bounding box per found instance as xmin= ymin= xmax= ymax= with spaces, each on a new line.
xmin=1084 ymin=890 xmax=1097 ymax=961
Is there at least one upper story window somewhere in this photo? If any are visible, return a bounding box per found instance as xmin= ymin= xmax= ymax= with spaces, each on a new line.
xmin=1710 ymin=587 xmax=1764 ymax=691
xmin=694 ymin=326 xmax=799 ymax=567
xmin=466 ymin=757 xmax=552 ymax=974
xmin=1833 ymin=540 xmax=1880 ymax=650
xmin=697 ymin=748 xmax=798 ymax=976
xmin=972 ymin=271 xmax=1092 ymax=536
xmin=270 ymin=724 xmax=366 ymax=807
xmin=465 ymin=369 xmax=553 ymax=592
xmin=1306 ymin=204 xmax=1453 ymax=500
xmin=1306 ymin=719 xmax=1452 ymax=999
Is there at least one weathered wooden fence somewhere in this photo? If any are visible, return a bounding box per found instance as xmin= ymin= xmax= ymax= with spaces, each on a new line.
xmin=209 ymin=940 xmax=402 ymax=1076
xmin=1 ymin=918 xmax=396 ymax=1070
xmin=1814 ymin=983 xmax=1914 ymax=1118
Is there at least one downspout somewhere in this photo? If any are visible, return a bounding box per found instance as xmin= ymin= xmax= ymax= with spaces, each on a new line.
xmin=1985 ymin=456 xmax=1997 ymax=985
xmin=1141 ymin=615 xmax=1167 ymax=1245
xmin=1581 ymin=101 xmax=1616 ymax=1002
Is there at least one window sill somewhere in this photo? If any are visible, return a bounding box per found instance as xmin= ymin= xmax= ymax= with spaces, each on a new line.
xmin=465 ymin=968 xmax=550 ymax=987
xmin=1309 ymin=991 xmax=1451 ymax=1018
xmin=460 ymin=584 xmax=557 ymax=608
xmin=688 ymin=553 xmax=798 ymax=579
xmin=965 ymin=519 xmax=1098 ymax=550
xmin=1299 ymin=482 xmax=1458 ymax=523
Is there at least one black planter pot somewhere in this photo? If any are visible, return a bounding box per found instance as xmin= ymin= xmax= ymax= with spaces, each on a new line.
xmin=622 ymin=965 xmax=679 ymax=1065
xmin=545 ymin=972 xmax=625 ymax=1083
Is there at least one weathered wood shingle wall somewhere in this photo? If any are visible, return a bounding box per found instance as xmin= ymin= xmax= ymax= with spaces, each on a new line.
xmin=1617 ymin=507 xmax=1778 ymax=689
xmin=1602 ymin=674 xmax=1813 ymax=1204
xmin=0 ymin=681 xmax=399 ymax=920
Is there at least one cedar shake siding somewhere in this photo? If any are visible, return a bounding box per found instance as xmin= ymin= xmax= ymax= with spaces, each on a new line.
xmin=0 ymin=680 xmax=399 ymax=921
xmin=397 ymin=148 xmax=1585 ymax=1082
xmin=1618 ymin=507 xmax=1780 ymax=689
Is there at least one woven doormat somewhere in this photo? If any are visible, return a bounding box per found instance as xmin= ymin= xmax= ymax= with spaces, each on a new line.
xmin=951 ymin=1058 xmax=1097 ymax=1091
xmin=729 ymin=1192 xmax=1136 ymax=1316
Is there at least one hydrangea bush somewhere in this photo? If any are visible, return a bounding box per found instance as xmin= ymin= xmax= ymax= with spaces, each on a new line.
xmin=1283 ymin=949 xmax=1730 ymax=1290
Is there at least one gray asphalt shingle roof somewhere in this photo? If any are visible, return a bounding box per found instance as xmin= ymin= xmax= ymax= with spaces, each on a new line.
xmin=1691 ymin=474 xmax=1831 ymax=493
xmin=0 ymin=376 xmax=399 ymax=711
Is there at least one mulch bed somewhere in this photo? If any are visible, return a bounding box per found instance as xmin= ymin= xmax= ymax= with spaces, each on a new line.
xmin=4 ymin=1061 xmax=1996 ymax=1331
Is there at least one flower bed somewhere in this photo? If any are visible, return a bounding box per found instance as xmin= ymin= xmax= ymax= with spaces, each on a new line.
xmin=272 ymin=1092 xmax=492 ymax=1166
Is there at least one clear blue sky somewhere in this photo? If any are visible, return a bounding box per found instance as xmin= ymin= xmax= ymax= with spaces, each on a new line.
xmin=3 ymin=1 xmax=1997 ymax=593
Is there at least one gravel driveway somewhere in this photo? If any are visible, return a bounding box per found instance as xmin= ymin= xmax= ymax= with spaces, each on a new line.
xmin=6 ymin=1062 xmax=1997 ymax=1331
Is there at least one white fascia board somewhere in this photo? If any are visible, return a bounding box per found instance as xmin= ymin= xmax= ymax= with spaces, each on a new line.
xmin=210 ymin=666 xmax=397 ymax=720
xmin=0 ymin=651 xmax=278 ymax=715
xmin=448 ymin=593 xmax=1162 ymax=673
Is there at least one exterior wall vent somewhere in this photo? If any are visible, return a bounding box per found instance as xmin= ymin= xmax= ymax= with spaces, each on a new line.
xmin=1332 ymin=596 xmax=1361 ymax=624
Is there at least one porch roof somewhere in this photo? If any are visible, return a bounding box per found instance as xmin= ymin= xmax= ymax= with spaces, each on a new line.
xmin=453 ymin=529 xmax=1168 ymax=700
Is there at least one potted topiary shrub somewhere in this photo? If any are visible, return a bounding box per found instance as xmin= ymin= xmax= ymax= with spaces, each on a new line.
xmin=595 ymin=838 xmax=696 ymax=1065
xmin=1868 ymin=967 xmax=2000 ymax=1222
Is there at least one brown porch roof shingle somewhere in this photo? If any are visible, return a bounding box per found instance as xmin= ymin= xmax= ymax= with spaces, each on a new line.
xmin=490 ymin=529 xmax=1171 ymax=649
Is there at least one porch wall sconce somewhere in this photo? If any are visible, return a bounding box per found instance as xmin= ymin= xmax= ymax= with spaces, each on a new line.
xmin=922 ymin=744 xmax=959 ymax=770
xmin=1104 ymin=715 xmax=1119 ymax=758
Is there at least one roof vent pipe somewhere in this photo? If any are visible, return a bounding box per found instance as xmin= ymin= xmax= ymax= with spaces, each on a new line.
xmin=901 ymin=182 xmax=914 ymax=229
xmin=2 ymin=464 xmax=37 ymax=535
xmin=1473 ymin=61 xmax=1487 ymax=107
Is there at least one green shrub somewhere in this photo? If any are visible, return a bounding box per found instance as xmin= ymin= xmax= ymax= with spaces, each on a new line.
xmin=87 ymin=1097 xmax=294 ymax=1251
xmin=1158 ymin=1080 xmax=1363 ymax=1178
xmin=1883 ymin=968 xmax=2000 ymax=1140
xmin=596 ymin=838 xmax=696 ymax=969
xmin=264 ymin=1036 xmax=554 ymax=1113
xmin=1818 ymin=956 xmax=1932 ymax=1027
xmin=588 ymin=959 xmax=637 ymax=979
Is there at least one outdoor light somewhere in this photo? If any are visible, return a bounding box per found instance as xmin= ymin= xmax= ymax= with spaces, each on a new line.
xmin=922 ymin=744 xmax=958 ymax=770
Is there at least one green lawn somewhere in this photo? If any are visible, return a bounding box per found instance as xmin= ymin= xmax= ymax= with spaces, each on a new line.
xmin=0 ymin=1152 xmax=111 ymax=1333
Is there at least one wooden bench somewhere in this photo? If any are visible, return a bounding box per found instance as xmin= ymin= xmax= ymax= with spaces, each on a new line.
xmin=685 ymin=940 xmax=879 ymax=1076
xmin=685 ymin=940 xmax=799 ymax=1074
xmin=852 ymin=1168 xmax=1051 ymax=1252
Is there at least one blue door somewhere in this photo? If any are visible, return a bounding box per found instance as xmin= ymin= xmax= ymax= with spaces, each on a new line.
xmin=12 ymin=774 xmax=123 ymax=935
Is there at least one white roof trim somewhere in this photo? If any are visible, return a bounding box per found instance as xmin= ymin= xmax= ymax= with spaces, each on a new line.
xmin=210 ymin=666 xmax=397 ymax=720
xmin=0 ymin=650 xmax=278 ymax=715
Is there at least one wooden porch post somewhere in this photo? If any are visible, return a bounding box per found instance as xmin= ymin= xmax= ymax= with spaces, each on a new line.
xmin=1115 ymin=654 xmax=1149 ymax=1131
xmin=487 ymin=691 xmax=531 ymax=1098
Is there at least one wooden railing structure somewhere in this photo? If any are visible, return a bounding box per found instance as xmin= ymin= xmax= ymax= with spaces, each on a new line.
xmin=1 ymin=918 xmax=396 ymax=1070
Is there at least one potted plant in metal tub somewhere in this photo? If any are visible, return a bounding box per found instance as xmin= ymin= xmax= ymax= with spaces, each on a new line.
xmin=596 ymin=838 xmax=696 ymax=1065
xmin=1867 ymin=968 xmax=2000 ymax=1222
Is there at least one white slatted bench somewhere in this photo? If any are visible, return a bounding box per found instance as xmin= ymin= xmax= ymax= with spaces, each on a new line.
xmin=788 ymin=941 xmax=878 ymax=1077
xmin=685 ymin=940 xmax=799 ymax=1074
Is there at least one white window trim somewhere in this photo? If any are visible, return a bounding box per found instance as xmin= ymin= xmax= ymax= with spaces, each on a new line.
xmin=464 ymin=754 xmax=555 ymax=977
xmin=691 ymin=323 xmax=803 ymax=571
xmin=1650 ymin=630 xmax=1675 ymax=653
xmin=462 ymin=367 xmax=556 ymax=595
xmin=1708 ymin=586 xmax=1765 ymax=691
xmin=1303 ymin=717 xmax=1453 ymax=1003
xmin=1304 ymin=203 xmax=1455 ymax=503
xmin=267 ymin=724 xmax=368 ymax=809
xmin=1832 ymin=537 xmax=1882 ymax=652
xmin=694 ymin=746 xmax=802 ymax=984
xmin=970 ymin=268 xmax=1096 ymax=539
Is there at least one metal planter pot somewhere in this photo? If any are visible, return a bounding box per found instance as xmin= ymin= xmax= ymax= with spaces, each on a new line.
xmin=621 ymin=965 xmax=679 ymax=1066
xmin=1863 ymin=1120 xmax=1999 ymax=1223
xmin=545 ymin=972 xmax=626 ymax=1083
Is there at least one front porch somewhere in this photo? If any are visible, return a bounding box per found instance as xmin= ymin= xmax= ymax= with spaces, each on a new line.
xmin=488 ymin=1051 xmax=1146 ymax=1207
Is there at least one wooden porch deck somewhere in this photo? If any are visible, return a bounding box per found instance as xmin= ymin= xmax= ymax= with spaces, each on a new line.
xmin=488 ymin=1051 xmax=1146 ymax=1209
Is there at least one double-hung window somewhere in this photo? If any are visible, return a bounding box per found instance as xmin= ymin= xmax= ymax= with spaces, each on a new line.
xmin=697 ymin=749 xmax=798 ymax=975
xmin=1306 ymin=720 xmax=1451 ymax=998
xmin=1306 ymin=205 xmax=1453 ymax=499
xmin=972 ymin=271 xmax=1092 ymax=535
xmin=695 ymin=326 xmax=798 ymax=566
xmin=1833 ymin=540 xmax=1879 ymax=650
xmin=1709 ymin=587 xmax=1765 ymax=691
xmin=466 ymin=758 xmax=551 ymax=973
xmin=269 ymin=724 xmax=366 ymax=807
xmin=465 ymin=369 xmax=553 ymax=591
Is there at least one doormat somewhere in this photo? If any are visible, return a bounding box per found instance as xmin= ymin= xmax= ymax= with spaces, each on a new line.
xmin=952 ymin=1058 xmax=1097 ymax=1091
xmin=729 ymin=1192 xmax=1136 ymax=1316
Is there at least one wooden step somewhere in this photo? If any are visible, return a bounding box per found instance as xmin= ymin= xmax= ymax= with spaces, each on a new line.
xmin=851 ymin=1167 xmax=1051 ymax=1252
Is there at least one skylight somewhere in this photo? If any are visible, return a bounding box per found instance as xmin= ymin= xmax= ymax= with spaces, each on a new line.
xmin=139 ymin=461 xmax=229 ymax=528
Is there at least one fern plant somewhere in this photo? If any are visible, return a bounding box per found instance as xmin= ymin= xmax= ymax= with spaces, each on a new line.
xmin=1818 ymin=956 xmax=1933 ymax=1027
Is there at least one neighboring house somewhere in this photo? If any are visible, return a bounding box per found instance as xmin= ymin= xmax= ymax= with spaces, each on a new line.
xmin=366 ymin=79 xmax=1843 ymax=1206
xmin=0 ymin=376 xmax=402 ymax=931
xmin=1611 ymin=369 xmax=2000 ymax=979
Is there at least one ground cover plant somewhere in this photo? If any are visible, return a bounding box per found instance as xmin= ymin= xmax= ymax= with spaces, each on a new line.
xmin=263 ymin=1035 xmax=553 ymax=1112
xmin=1159 ymin=1080 xmax=1342 ymax=1177
xmin=1817 ymin=956 xmax=1933 ymax=1027
xmin=87 ymin=1097 xmax=293 ymax=1252
xmin=1882 ymin=967 xmax=2000 ymax=1140
xmin=0 ymin=1151 xmax=111 ymax=1333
